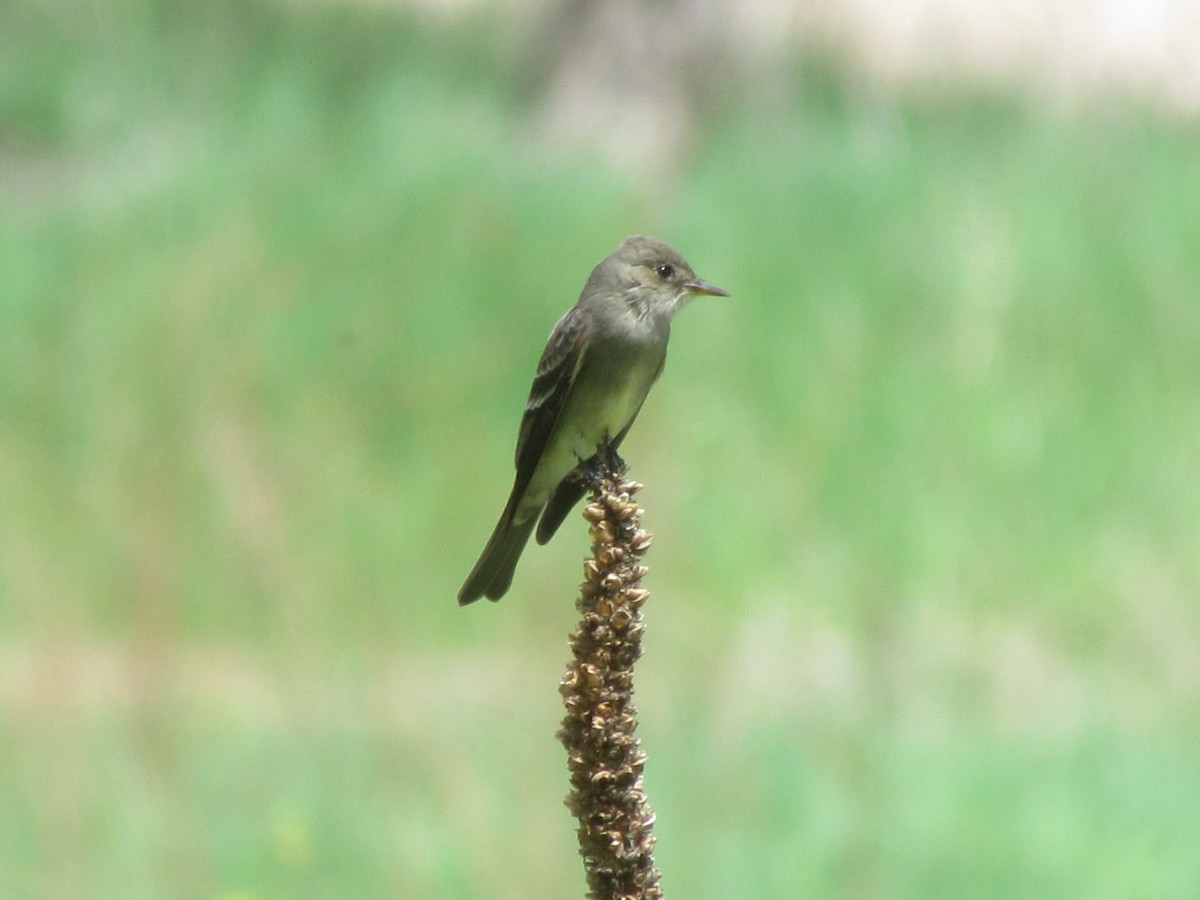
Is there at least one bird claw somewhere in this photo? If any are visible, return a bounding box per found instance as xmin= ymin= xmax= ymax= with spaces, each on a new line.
xmin=600 ymin=443 xmax=628 ymax=476
xmin=574 ymin=442 xmax=627 ymax=488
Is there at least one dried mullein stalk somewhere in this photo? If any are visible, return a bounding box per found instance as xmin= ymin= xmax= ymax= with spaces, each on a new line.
xmin=558 ymin=460 xmax=662 ymax=900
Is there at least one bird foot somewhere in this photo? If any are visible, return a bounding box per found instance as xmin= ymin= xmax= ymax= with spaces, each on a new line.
xmin=599 ymin=442 xmax=627 ymax=477
xmin=574 ymin=442 xmax=627 ymax=488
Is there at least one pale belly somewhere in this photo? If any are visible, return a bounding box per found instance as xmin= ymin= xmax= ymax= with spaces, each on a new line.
xmin=520 ymin=340 xmax=663 ymax=513
xmin=559 ymin=371 xmax=649 ymax=458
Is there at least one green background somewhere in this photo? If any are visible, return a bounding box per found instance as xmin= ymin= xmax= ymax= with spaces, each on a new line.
xmin=3 ymin=2 xmax=1199 ymax=897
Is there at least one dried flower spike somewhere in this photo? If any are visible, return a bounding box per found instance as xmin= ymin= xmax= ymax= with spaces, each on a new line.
xmin=557 ymin=457 xmax=663 ymax=900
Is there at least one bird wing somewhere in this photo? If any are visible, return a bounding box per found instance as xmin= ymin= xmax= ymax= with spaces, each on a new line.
xmin=511 ymin=305 xmax=590 ymax=502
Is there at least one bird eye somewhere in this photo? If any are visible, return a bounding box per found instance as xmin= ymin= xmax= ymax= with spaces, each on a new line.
xmin=655 ymin=264 xmax=674 ymax=280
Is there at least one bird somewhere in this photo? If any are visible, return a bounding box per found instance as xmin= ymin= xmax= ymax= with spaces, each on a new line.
xmin=458 ymin=235 xmax=728 ymax=605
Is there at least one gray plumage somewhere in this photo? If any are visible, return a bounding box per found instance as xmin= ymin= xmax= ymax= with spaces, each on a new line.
xmin=458 ymin=236 xmax=727 ymax=605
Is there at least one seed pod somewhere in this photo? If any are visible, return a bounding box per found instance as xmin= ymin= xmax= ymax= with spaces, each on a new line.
xmin=624 ymin=588 xmax=649 ymax=608
xmin=590 ymin=520 xmax=615 ymax=545
xmin=630 ymin=529 xmax=652 ymax=553
xmin=597 ymin=545 xmax=625 ymax=567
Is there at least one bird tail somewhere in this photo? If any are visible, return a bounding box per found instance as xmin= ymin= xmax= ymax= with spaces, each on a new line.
xmin=536 ymin=473 xmax=587 ymax=545
xmin=458 ymin=503 xmax=537 ymax=605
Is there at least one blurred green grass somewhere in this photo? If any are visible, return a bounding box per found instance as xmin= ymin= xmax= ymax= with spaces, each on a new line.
xmin=3 ymin=1 xmax=1200 ymax=897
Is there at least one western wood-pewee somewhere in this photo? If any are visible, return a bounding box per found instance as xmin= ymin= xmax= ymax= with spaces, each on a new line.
xmin=458 ymin=236 xmax=728 ymax=605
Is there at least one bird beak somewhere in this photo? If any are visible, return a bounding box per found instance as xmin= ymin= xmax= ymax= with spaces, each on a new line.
xmin=684 ymin=279 xmax=729 ymax=297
